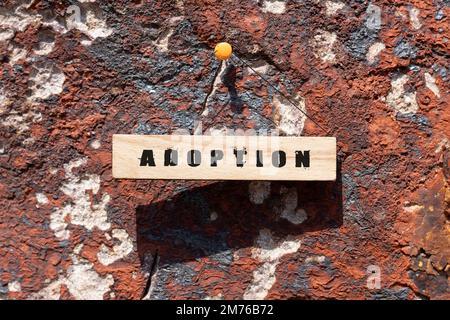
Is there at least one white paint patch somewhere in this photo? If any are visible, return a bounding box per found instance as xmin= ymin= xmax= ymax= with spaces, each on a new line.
xmin=152 ymin=16 xmax=184 ymax=53
xmin=50 ymin=206 xmax=70 ymax=240
xmin=97 ymin=229 xmax=134 ymax=266
xmin=27 ymin=62 xmax=65 ymax=103
xmin=8 ymin=46 xmax=27 ymax=65
xmin=65 ymin=258 xmax=114 ymax=299
xmin=325 ymin=1 xmax=345 ymax=16
xmin=261 ymin=1 xmax=286 ymax=14
xmin=8 ymin=281 xmax=21 ymax=292
xmin=283 ymin=208 xmax=308 ymax=225
xmin=0 ymin=88 xmax=9 ymax=112
xmin=408 ymin=7 xmax=422 ymax=30
xmin=248 ymin=181 xmax=271 ymax=204
xmin=247 ymin=60 xmax=270 ymax=75
xmin=50 ymin=158 xmax=111 ymax=240
xmin=312 ymin=30 xmax=337 ymax=63
xmin=434 ymin=138 xmax=449 ymax=153
xmin=210 ymin=211 xmax=218 ymax=221
xmin=176 ymin=0 xmax=185 ymax=11
xmin=153 ymin=29 xmax=174 ymax=52
xmin=36 ymin=192 xmax=49 ymax=205
xmin=0 ymin=29 xmax=14 ymax=42
xmin=403 ymin=204 xmax=423 ymax=213
xmin=385 ymin=74 xmax=419 ymax=114
xmin=90 ymin=139 xmax=101 ymax=149
xmin=30 ymin=247 xmax=114 ymax=300
xmin=273 ymin=94 xmax=306 ymax=135
xmin=29 ymin=279 xmax=62 ymax=299
xmin=305 ymin=255 xmax=326 ymax=264
xmin=244 ymin=229 xmax=301 ymax=300
xmin=1 ymin=110 xmax=42 ymax=133
xmin=0 ymin=4 xmax=41 ymax=32
xmin=34 ymin=41 xmax=55 ymax=55
xmin=366 ymin=42 xmax=385 ymax=64
xmin=424 ymin=72 xmax=440 ymax=98
xmin=245 ymin=262 xmax=277 ymax=300
xmin=279 ymin=187 xmax=307 ymax=224
xmin=0 ymin=2 xmax=112 ymax=51
xmin=22 ymin=137 xmax=35 ymax=146
xmin=69 ymin=9 xmax=113 ymax=41
xmin=279 ymin=186 xmax=297 ymax=215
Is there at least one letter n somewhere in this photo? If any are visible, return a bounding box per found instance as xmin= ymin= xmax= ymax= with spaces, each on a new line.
xmin=295 ymin=150 xmax=310 ymax=167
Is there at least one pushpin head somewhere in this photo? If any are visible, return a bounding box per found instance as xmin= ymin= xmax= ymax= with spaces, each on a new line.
xmin=214 ymin=42 xmax=233 ymax=60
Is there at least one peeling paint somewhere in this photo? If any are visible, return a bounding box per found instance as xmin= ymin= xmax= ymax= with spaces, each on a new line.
xmin=244 ymin=229 xmax=301 ymax=299
xmin=35 ymin=193 xmax=49 ymax=206
xmin=279 ymin=186 xmax=308 ymax=224
xmin=152 ymin=16 xmax=184 ymax=53
xmin=366 ymin=42 xmax=385 ymax=64
xmin=325 ymin=1 xmax=344 ymax=16
xmin=0 ymin=28 xmax=14 ymax=42
xmin=50 ymin=158 xmax=111 ymax=240
xmin=246 ymin=60 xmax=270 ymax=75
xmin=273 ymin=95 xmax=306 ymax=135
xmin=8 ymin=45 xmax=27 ymax=66
xmin=282 ymin=208 xmax=308 ymax=225
xmin=385 ymin=74 xmax=419 ymax=114
xmin=210 ymin=211 xmax=218 ymax=221
xmin=34 ymin=30 xmax=56 ymax=56
xmin=27 ymin=62 xmax=65 ymax=103
xmin=0 ymin=4 xmax=41 ymax=32
xmin=403 ymin=204 xmax=424 ymax=213
xmin=97 ymin=229 xmax=134 ymax=266
xmin=261 ymin=1 xmax=286 ymax=15
xmin=90 ymin=139 xmax=101 ymax=149
xmin=409 ymin=7 xmax=422 ymax=30
xmin=0 ymin=89 xmax=10 ymax=112
xmin=312 ymin=30 xmax=337 ymax=63
xmin=67 ymin=7 xmax=113 ymax=42
xmin=31 ymin=246 xmax=114 ymax=300
xmin=305 ymin=255 xmax=326 ymax=264
xmin=248 ymin=181 xmax=271 ymax=205
xmin=424 ymin=73 xmax=440 ymax=98
xmin=65 ymin=258 xmax=114 ymax=300
xmin=8 ymin=281 xmax=21 ymax=293
xmin=1 ymin=110 xmax=42 ymax=133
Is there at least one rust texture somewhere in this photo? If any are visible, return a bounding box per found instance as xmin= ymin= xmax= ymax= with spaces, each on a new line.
xmin=0 ymin=0 xmax=448 ymax=299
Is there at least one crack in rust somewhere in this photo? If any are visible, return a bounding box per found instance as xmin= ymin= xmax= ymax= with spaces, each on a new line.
xmin=141 ymin=250 xmax=159 ymax=300
xmin=200 ymin=60 xmax=223 ymax=116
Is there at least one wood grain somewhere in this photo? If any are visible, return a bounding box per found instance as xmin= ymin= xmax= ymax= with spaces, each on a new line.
xmin=112 ymin=134 xmax=336 ymax=181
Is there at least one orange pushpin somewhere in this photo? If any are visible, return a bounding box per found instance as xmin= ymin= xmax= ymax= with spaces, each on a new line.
xmin=214 ymin=42 xmax=233 ymax=60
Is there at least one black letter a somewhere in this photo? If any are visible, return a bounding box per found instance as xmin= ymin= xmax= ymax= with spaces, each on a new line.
xmin=140 ymin=150 xmax=156 ymax=166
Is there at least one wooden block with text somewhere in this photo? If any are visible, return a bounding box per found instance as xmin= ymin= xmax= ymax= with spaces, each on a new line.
xmin=112 ymin=134 xmax=336 ymax=181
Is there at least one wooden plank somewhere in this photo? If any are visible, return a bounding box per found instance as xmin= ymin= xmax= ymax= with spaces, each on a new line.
xmin=112 ymin=134 xmax=336 ymax=181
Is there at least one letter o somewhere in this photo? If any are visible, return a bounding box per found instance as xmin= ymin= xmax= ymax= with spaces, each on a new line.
xmin=272 ymin=151 xmax=286 ymax=168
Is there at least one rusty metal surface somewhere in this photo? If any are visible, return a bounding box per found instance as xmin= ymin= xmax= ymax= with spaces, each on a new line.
xmin=0 ymin=0 xmax=448 ymax=299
